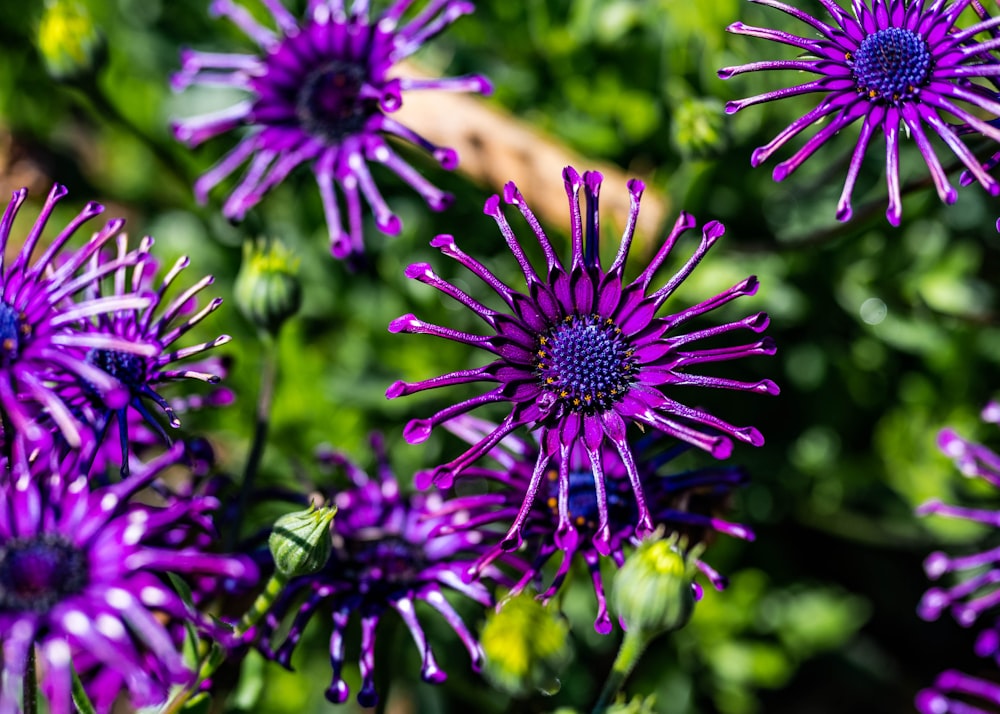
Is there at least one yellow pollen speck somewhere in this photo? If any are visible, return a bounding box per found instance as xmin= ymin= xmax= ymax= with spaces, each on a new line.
xmin=539 ymin=336 xmax=548 ymax=345
xmin=584 ymin=395 xmax=592 ymax=403
xmin=547 ymin=497 xmax=557 ymax=509
xmin=575 ymin=516 xmax=586 ymax=526
xmin=537 ymin=350 xmax=546 ymax=358
xmin=573 ymin=398 xmax=580 ymax=406
xmin=869 ymin=89 xmax=877 ymax=98
xmin=547 ymin=470 xmax=558 ymax=481
xmin=560 ymin=390 xmax=569 ymax=398
xmin=546 ymin=377 xmax=555 ymax=384
xmin=845 ymin=52 xmax=852 ymax=61
xmin=2 ymin=339 xmax=12 ymax=351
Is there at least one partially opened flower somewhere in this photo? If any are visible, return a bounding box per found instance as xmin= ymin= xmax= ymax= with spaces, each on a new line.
xmin=256 ymin=434 xmax=510 ymax=707
xmin=719 ymin=0 xmax=1000 ymax=225
xmin=436 ymin=416 xmax=753 ymax=633
xmin=53 ymin=234 xmax=230 ymax=474
xmin=0 ymin=442 xmax=255 ymax=714
xmin=0 ymin=184 xmax=156 ymax=449
xmin=388 ymin=167 xmax=777 ymax=552
xmin=172 ymin=0 xmax=490 ymax=263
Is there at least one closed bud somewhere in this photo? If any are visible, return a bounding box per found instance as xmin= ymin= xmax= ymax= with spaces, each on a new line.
xmin=234 ymin=238 xmax=302 ymax=337
xmin=480 ymin=591 xmax=571 ymax=697
xmin=37 ymin=0 xmax=104 ymax=81
xmin=268 ymin=504 xmax=336 ymax=578
xmin=612 ymin=533 xmax=698 ymax=636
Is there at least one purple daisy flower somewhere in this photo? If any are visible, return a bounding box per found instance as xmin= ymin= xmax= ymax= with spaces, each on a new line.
xmin=256 ymin=434 xmax=508 ymax=707
xmin=719 ymin=0 xmax=1000 ymax=226
xmin=172 ymin=0 xmax=491 ymax=262
xmin=0 ymin=442 xmax=255 ymax=714
xmin=917 ymin=671 xmax=1000 ymax=713
xmin=53 ymin=235 xmax=231 ymax=474
xmin=435 ymin=416 xmax=754 ymax=634
xmin=0 ymin=184 xmax=160 ymax=449
xmin=387 ymin=166 xmax=777 ymax=552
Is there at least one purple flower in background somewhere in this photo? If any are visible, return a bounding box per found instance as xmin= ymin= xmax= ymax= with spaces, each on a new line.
xmin=719 ymin=0 xmax=1000 ymax=226
xmin=256 ymin=434 xmax=508 ymax=707
xmin=916 ymin=401 xmax=1000 ymax=713
xmin=388 ymin=167 xmax=777 ymax=551
xmin=0 ymin=443 xmax=254 ymax=714
xmin=436 ymin=417 xmax=754 ymax=633
xmin=172 ymin=0 xmax=490 ymax=262
xmin=55 ymin=235 xmax=231 ymax=474
xmin=0 ymin=185 xmax=156 ymax=449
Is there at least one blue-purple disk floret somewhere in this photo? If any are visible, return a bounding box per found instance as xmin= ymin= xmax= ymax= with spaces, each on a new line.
xmin=720 ymin=0 xmax=1000 ymax=226
xmin=916 ymin=400 xmax=1000 ymax=712
xmin=387 ymin=166 xmax=777 ymax=552
xmin=172 ymin=0 xmax=491 ymax=262
xmin=255 ymin=434 xmax=510 ymax=708
xmin=0 ymin=443 xmax=255 ymax=714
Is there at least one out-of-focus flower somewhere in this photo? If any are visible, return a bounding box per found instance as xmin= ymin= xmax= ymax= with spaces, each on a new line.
xmin=0 ymin=443 xmax=255 ymax=714
xmin=172 ymin=0 xmax=490 ymax=263
xmin=255 ymin=434 xmax=511 ymax=708
xmin=389 ymin=166 xmax=776 ymax=553
xmin=916 ymin=400 xmax=1000 ymax=713
xmin=438 ymin=416 xmax=753 ymax=633
xmin=479 ymin=590 xmax=571 ymax=697
xmin=719 ymin=0 xmax=1000 ymax=226
xmin=36 ymin=0 xmax=103 ymax=80
xmin=234 ymin=238 xmax=301 ymax=336
xmin=53 ymin=235 xmax=230 ymax=473
xmin=0 ymin=185 xmax=157 ymax=449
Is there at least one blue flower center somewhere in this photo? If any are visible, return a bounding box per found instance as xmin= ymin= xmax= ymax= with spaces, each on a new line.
xmin=89 ymin=348 xmax=147 ymax=391
xmin=0 ymin=536 xmax=88 ymax=613
xmin=535 ymin=314 xmax=636 ymax=414
xmin=0 ymin=301 xmax=28 ymax=368
xmin=851 ymin=28 xmax=931 ymax=103
xmin=544 ymin=467 xmax=636 ymax=531
xmin=296 ymin=60 xmax=373 ymax=143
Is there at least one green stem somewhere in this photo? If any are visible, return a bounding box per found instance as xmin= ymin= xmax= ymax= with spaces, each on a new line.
xmin=591 ymin=629 xmax=651 ymax=714
xmin=71 ymin=665 xmax=97 ymax=714
xmin=23 ymin=645 xmax=37 ymax=714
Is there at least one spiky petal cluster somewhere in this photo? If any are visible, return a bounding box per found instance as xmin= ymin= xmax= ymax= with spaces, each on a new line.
xmin=0 ymin=185 xmax=160 ymax=449
xmin=719 ymin=0 xmax=1000 ymax=226
xmin=256 ymin=434 xmax=509 ymax=708
xmin=53 ymin=234 xmax=230 ymax=473
xmin=916 ymin=401 xmax=1000 ymax=713
xmin=0 ymin=443 xmax=255 ymax=714
xmin=172 ymin=0 xmax=491 ymax=262
xmin=388 ymin=166 xmax=777 ymax=552
xmin=436 ymin=417 xmax=753 ymax=634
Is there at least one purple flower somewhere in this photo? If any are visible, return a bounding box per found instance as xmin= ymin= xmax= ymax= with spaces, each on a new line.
xmin=256 ymin=434 xmax=508 ymax=707
xmin=719 ymin=0 xmax=1000 ymax=226
xmin=917 ymin=670 xmax=1000 ymax=714
xmin=172 ymin=0 xmax=491 ymax=262
xmin=387 ymin=166 xmax=777 ymax=552
xmin=436 ymin=416 xmax=754 ymax=634
xmin=0 ymin=185 xmax=158 ymax=449
xmin=0 ymin=442 xmax=255 ymax=714
xmin=53 ymin=236 xmax=231 ymax=474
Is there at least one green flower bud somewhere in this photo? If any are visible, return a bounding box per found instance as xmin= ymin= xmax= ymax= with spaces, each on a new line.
xmin=612 ymin=534 xmax=698 ymax=636
xmin=234 ymin=239 xmax=302 ymax=337
xmin=37 ymin=0 xmax=103 ymax=81
xmin=480 ymin=591 xmax=571 ymax=697
xmin=268 ymin=504 xmax=336 ymax=578
xmin=606 ymin=694 xmax=658 ymax=714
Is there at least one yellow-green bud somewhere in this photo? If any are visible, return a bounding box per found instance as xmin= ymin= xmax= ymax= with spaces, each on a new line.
xmin=611 ymin=534 xmax=698 ymax=636
xmin=37 ymin=0 xmax=103 ymax=80
xmin=268 ymin=504 xmax=336 ymax=578
xmin=234 ymin=239 xmax=302 ymax=337
xmin=480 ymin=592 xmax=571 ymax=697
xmin=671 ymin=97 xmax=726 ymax=158
xmin=606 ymin=694 xmax=658 ymax=714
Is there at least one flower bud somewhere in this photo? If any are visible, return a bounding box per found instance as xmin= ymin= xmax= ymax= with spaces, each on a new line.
xmin=268 ymin=504 xmax=336 ymax=578
xmin=480 ymin=591 xmax=571 ymax=697
xmin=612 ymin=534 xmax=697 ymax=636
xmin=607 ymin=694 xmax=658 ymax=714
xmin=234 ymin=238 xmax=302 ymax=337
xmin=37 ymin=0 xmax=104 ymax=81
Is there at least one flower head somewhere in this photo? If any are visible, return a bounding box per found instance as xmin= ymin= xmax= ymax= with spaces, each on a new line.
xmin=437 ymin=416 xmax=753 ymax=633
xmin=172 ymin=0 xmax=491 ymax=263
xmin=256 ymin=433 xmax=509 ymax=707
xmin=388 ymin=167 xmax=776 ymax=552
xmin=719 ymin=0 xmax=1000 ymax=226
xmin=0 ymin=442 xmax=255 ymax=714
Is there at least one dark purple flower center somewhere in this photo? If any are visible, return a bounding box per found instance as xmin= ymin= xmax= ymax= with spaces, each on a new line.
xmin=296 ymin=60 xmax=373 ymax=143
xmin=337 ymin=534 xmax=423 ymax=594
xmin=535 ymin=314 xmax=636 ymax=414
xmin=851 ymin=28 xmax=930 ymax=103
xmin=0 ymin=301 xmax=29 ymax=368
xmin=89 ymin=348 xmax=147 ymax=391
xmin=544 ymin=467 xmax=635 ymax=531
xmin=0 ymin=535 xmax=88 ymax=612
